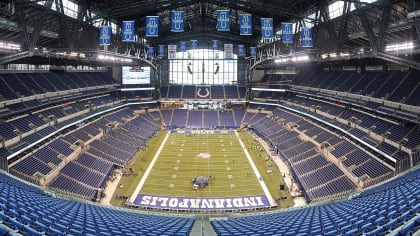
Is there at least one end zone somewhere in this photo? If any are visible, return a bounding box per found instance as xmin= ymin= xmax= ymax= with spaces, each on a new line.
xmin=126 ymin=194 xmax=273 ymax=211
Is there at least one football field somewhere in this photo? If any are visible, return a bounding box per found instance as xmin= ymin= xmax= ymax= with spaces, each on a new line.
xmin=139 ymin=131 xmax=265 ymax=197
xmin=110 ymin=130 xmax=293 ymax=209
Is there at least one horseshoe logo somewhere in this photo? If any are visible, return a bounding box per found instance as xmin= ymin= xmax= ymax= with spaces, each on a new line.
xmin=197 ymin=88 xmax=210 ymax=98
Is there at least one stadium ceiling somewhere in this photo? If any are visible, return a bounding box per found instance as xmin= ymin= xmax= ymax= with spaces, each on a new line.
xmin=0 ymin=0 xmax=419 ymax=68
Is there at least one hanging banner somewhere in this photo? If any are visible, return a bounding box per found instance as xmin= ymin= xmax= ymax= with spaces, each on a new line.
xmin=99 ymin=26 xmax=111 ymax=45
xmin=261 ymin=18 xmax=273 ymax=39
xmin=240 ymin=14 xmax=252 ymax=35
xmin=179 ymin=41 xmax=187 ymax=52
xmin=168 ymin=45 xmax=177 ymax=60
xmin=281 ymin=22 xmax=293 ymax=43
xmin=146 ymin=16 xmax=159 ymax=37
xmin=250 ymin=47 xmax=256 ymax=57
xmin=216 ymin=10 xmax=230 ymax=31
xmin=301 ymin=27 xmax=313 ymax=47
xmin=147 ymin=47 xmax=154 ymax=58
xmin=190 ymin=40 xmax=198 ymax=50
xmin=171 ymin=11 xmax=184 ymax=32
xmin=224 ymin=44 xmax=233 ymax=59
xmin=158 ymin=45 xmax=165 ymax=57
xmin=237 ymin=45 xmax=245 ymax=57
xmin=212 ymin=40 xmax=219 ymax=50
xmin=122 ymin=21 xmax=135 ymax=42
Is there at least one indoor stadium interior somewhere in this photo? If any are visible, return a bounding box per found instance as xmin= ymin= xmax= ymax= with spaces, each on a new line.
xmin=0 ymin=0 xmax=419 ymax=235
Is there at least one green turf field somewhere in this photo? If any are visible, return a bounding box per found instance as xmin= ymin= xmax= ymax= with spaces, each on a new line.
xmin=110 ymin=130 xmax=294 ymax=209
xmin=140 ymin=132 xmax=264 ymax=197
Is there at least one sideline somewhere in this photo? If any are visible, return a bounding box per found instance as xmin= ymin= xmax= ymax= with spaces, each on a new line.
xmin=252 ymin=133 xmax=307 ymax=207
xmin=128 ymin=131 xmax=171 ymax=203
xmin=235 ymin=131 xmax=277 ymax=207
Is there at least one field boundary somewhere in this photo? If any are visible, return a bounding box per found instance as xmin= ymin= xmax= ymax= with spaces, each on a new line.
xmin=128 ymin=131 xmax=171 ymax=203
xmin=125 ymin=130 xmax=279 ymax=211
xmin=234 ymin=131 xmax=277 ymax=207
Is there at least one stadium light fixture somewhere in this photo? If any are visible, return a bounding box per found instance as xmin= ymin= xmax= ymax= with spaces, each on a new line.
xmin=385 ymin=42 xmax=414 ymax=52
xmin=97 ymin=54 xmax=132 ymax=63
xmin=0 ymin=40 xmax=21 ymax=51
xmin=274 ymin=55 xmax=309 ymax=63
xmin=329 ymin=53 xmax=337 ymax=58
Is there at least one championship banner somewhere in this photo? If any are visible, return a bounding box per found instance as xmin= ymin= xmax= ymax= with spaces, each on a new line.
xmin=168 ymin=45 xmax=177 ymax=60
xmin=179 ymin=41 xmax=186 ymax=52
xmin=158 ymin=45 xmax=165 ymax=57
xmin=216 ymin=10 xmax=230 ymax=31
xmin=146 ymin=16 xmax=159 ymax=37
xmin=224 ymin=44 xmax=233 ymax=59
xmin=281 ymin=22 xmax=293 ymax=43
xmin=250 ymin=47 xmax=256 ymax=57
xmin=212 ymin=40 xmax=219 ymax=50
xmin=171 ymin=11 xmax=184 ymax=32
xmin=146 ymin=47 xmax=154 ymax=58
xmin=237 ymin=45 xmax=245 ymax=57
xmin=261 ymin=18 xmax=273 ymax=39
xmin=99 ymin=26 xmax=111 ymax=45
xmin=239 ymin=14 xmax=252 ymax=35
xmin=122 ymin=21 xmax=135 ymax=42
xmin=301 ymin=27 xmax=313 ymax=47
xmin=190 ymin=40 xmax=198 ymax=50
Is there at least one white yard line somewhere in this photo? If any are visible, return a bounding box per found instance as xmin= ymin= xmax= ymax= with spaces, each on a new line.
xmin=235 ymin=131 xmax=277 ymax=207
xmin=128 ymin=131 xmax=171 ymax=203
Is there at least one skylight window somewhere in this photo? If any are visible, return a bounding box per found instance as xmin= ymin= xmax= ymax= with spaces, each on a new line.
xmin=37 ymin=0 xmax=78 ymax=19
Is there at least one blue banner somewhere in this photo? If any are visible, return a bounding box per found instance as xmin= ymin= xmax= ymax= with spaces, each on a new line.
xmin=179 ymin=41 xmax=186 ymax=52
xmin=190 ymin=40 xmax=198 ymax=50
xmin=261 ymin=18 xmax=273 ymax=39
xmin=239 ymin=14 xmax=252 ymax=35
xmin=237 ymin=45 xmax=245 ymax=57
xmin=171 ymin=11 xmax=184 ymax=32
xmin=250 ymin=47 xmax=256 ymax=57
xmin=99 ymin=26 xmax=111 ymax=45
xmin=301 ymin=27 xmax=313 ymax=47
xmin=216 ymin=10 xmax=230 ymax=31
xmin=122 ymin=21 xmax=135 ymax=42
xmin=281 ymin=22 xmax=293 ymax=43
xmin=146 ymin=16 xmax=159 ymax=37
xmin=158 ymin=45 xmax=165 ymax=57
xmin=212 ymin=40 xmax=218 ymax=50
xmin=147 ymin=47 xmax=154 ymax=58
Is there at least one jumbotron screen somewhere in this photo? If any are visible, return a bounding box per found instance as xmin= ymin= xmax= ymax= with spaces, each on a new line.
xmin=122 ymin=66 xmax=151 ymax=85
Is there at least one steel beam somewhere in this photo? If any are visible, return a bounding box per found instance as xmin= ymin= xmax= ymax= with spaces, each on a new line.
xmin=320 ymin=4 xmax=337 ymax=43
xmin=55 ymin=0 xmax=70 ymax=49
xmin=354 ymin=0 xmax=378 ymax=52
xmin=406 ymin=0 xmax=420 ymax=40
xmin=336 ymin=0 xmax=351 ymax=50
xmin=31 ymin=0 xmax=54 ymax=46
xmin=376 ymin=0 xmax=392 ymax=52
xmin=0 ymin=51 xmax=32 ymax=64
xmin=15 ymin=1 xmax=32 ymax=51
xmin=377 ymin=52 xmax=420 ymax=70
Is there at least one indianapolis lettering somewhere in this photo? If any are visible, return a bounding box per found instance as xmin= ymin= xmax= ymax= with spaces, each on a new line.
xmin=138 ymin=195 xmax=267 ymax=209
